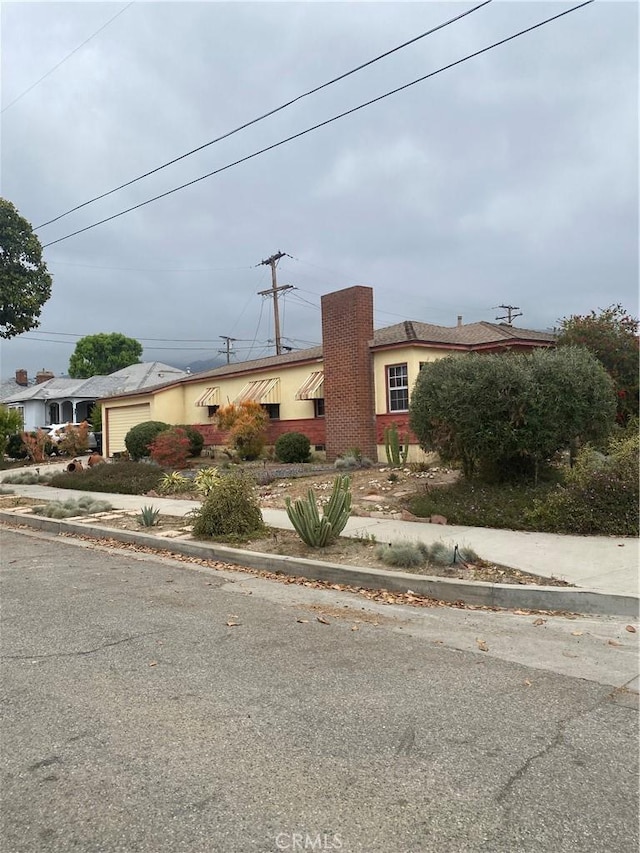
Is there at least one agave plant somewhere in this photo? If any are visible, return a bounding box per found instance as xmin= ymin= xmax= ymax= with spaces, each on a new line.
xmin=194 ymin=466 xmax=220 ymax=497
xmin=159 ymin=471 xmax=191 ymax=494
xmin=138 ymin=505 xmax=161 ymax=527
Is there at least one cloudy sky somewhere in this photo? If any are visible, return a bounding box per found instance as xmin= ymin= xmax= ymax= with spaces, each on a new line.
xmin=1 ymin=0 xmax=637 ymax=380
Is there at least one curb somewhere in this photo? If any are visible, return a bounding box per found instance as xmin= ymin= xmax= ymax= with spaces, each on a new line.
xmin=2 ymin=510 xmax=638 ymax=619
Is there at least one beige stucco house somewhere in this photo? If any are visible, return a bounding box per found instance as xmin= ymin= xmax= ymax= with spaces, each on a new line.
xmin=99 ymin=287 xmax=555 ymax=461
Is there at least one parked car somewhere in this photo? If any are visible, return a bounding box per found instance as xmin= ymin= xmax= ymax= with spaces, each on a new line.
xmin=46 ymin=423 xmax=97 ymax=452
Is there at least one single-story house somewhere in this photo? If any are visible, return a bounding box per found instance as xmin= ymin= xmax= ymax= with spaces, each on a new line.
xmin=99 ymin=286 xmax=555 ymax=462
xmin=3 ymin=362 xmax=187 ymax=433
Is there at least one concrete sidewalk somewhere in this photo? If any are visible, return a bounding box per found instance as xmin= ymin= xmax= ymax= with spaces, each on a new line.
xmin=3 ymin=480 xmax=638 ymax=598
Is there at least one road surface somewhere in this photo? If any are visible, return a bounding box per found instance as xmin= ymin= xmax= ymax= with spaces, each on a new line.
xmin=1 ymin=527 xmax=638 ymax=853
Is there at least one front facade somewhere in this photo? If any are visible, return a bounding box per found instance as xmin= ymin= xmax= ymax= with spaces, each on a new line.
xmin=101 ymin=287 xmax=555 ymax=461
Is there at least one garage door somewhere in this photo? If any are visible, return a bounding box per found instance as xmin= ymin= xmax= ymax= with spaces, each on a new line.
xmin=107 ymin=404 xmax=151 ymax=455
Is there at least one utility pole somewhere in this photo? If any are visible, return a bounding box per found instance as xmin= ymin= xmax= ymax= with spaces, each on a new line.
xmin=495 ymin=304 xmax=523 ymax=325
xmin=258 ymin=250 xmax=294 ymax=355
xmin=218 ymin=335 xmax=237 ymax=364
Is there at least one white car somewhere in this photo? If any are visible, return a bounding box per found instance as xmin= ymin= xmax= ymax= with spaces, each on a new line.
xmin=46 ymin=423 xmax=97 ymax=451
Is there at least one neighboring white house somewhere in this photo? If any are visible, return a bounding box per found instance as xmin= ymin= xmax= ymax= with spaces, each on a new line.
xmin=2 ymin=363 xmax=187 ymax=432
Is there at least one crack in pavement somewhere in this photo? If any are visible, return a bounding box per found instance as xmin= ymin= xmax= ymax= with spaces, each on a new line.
xmin=494 ymin=693 xmax=624 ymax=807
xmin=0 ymin=630 xmax=163 ymax=660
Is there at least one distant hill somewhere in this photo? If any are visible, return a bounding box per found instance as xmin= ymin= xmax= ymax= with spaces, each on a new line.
xmin=181 ymin=356 xmax=226 ymax=374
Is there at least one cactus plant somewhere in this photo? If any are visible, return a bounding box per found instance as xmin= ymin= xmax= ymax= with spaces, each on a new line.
xmin=384 ymin=422 xmax=409 ymax=466
xmin=285 ymin=475 xmax=352 ymax=547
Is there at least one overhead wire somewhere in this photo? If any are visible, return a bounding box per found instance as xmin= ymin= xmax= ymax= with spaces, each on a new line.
xmin=36 ymin=0 xmax=492 ymax=229
xmin=40 ymin=0 xmax=595 ymax=250
xmin=2 ymin=2 xmax=135 ymax=113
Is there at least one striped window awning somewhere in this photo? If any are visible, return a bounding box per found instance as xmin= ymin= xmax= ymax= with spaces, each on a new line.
xmin=234 ymin=377 xmax=280 ymax=404
xmin=194 ymin=387 xmax=220 ymax=407
xmin=295 ymin=371 xmax=324 ymax=400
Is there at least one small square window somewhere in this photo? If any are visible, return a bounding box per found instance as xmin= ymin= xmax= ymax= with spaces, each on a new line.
xmin=262 ymin=403 xmax=280 ymax=420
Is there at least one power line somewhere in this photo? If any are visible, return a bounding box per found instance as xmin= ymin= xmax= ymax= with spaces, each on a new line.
xmin=40 ymin=0 xmax=594 ymax=250
xmin=2 ymin=2 xmax=135 ymax=114
xmin=36 ymin=1 xmax=491 ymax=230
xmin=46 ymin=259 xmax=253 ymax=272
xmin=26 ymin=330 xmax=253 ymax=343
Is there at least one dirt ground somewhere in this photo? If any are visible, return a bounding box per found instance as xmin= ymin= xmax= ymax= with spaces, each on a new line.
xmin=256 ymin=464 xmax=459 ymax=517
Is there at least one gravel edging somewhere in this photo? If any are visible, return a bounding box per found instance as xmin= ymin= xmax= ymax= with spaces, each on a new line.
xmin=2 ymin=510 xmax=638 ymax=618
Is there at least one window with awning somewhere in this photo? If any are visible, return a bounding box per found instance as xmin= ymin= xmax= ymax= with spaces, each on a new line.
xmin=194 ymin=387 xmax=220 ymax=406
xmin=234 ymin=377 xmax=280 ymax=404
xmin=295 ymin=371 xmax=324 ymax=400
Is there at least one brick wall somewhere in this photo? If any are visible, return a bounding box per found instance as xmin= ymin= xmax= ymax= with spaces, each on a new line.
xmin=321 ymin=286 xmax=376 ymax=461
xmin=192 ymin=417 xmax=326 ymax=450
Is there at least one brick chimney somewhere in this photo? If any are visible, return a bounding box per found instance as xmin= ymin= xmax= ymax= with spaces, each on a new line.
xmin=321 ymin=286 xmax=376 ymax=462
xmin=15 ymin=369 xmax=28 ymax=386
xmin=36 ymin=369 xmax=55 ymax=384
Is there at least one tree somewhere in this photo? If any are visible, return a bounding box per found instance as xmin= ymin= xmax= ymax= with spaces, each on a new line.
xmin=409 ymin=348 xmax=616 ymax=481
xmin=0 ymin=198 xmax=52 ymax=339
xmin=556 ymin=305 xmax=639 ymax=424
xmin=68 ymin=332 xmax=143 ymax=378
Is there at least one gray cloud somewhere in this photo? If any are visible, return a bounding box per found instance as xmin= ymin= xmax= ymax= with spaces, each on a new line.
xmin=1 ymin=1 xmax=637 ymax=378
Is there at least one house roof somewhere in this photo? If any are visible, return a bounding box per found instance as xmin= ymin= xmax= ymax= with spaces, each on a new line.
xmin=98 ymin=319 xmax=556 ymax=404
xmin=1 ymin=362 xmax=187 ymax=404
xmin=370 ymin=320 xmax=556 ymax=348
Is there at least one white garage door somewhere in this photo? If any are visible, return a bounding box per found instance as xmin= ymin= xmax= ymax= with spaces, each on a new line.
xmin=107 ymin=404 xmax=151 ymax=455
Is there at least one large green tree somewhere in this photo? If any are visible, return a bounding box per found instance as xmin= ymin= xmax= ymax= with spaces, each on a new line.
xmin=409 ymin=347 xmax=615 ymax=480
xmin=68 ymin=332 xmax=143 ymax=378
xmin=0 ymin=198 xmax=52 ymax=339
xmin=556 ymin=305 xmax=639 ymax=424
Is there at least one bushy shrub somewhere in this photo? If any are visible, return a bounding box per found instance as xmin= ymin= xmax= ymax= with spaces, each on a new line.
xmin=5 ymin=434 xmax=27 ymax=459
xmin=525 ymin=432 xmax=639 ymax=535
xmin=216 ymin=402 xmax=269 ymax=461
xmin=149 ymin=427 xmax=191 ymax=469
xmin=32 ymin=496 xmax=112 ymax=518
xmin=410 ymin=347 xmax=616 ymax=480
xmin=124 ymin=421 xmax=170 ymax=461
xmin=49 ymin=460 xmax=162 ymax=494
xmin=189 ymin=474 xmax=264 ymax=540
xmin=275 ymin=432 xmax=311 ymax=463
xmin=0 ymin=405 xmax=23 ymax=459
xmin=21 ymin=430 xmax=53 ymax=463
xmin=177 ymin=424 xmax=204 ymax=457
xmin=58 ymin=422 xmax=89 ymax=456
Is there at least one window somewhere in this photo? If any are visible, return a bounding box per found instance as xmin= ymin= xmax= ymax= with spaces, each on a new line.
xmin=262 ymin=403 xmax=280 ymax=420
xmin=313 ymin=398 xmax=325 ymax=418
xmin=207 ymin=405 xmax=219 ymax=418
xmin=387 ymin=364 xmax=409 ymax=412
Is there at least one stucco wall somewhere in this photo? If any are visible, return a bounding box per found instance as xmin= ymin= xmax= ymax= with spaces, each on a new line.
xmin=372 ymin=346 xmax=454 ymax=416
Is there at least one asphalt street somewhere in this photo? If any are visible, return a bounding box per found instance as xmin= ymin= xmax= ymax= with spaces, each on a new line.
xmin=1 ymin=528 xmax=638 ymax=853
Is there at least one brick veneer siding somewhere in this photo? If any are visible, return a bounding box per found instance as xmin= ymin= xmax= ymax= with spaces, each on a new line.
xmin=321 ymin=286 xmax=377 ymax=462
xmin=375 ymin=413 xmax=419 ymax=446
xmin=192 ymin=418 xmax=326 ymax=449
